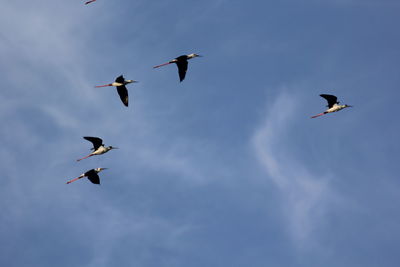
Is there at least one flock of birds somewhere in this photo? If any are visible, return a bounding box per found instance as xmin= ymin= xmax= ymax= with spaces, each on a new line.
xmin=66 ymin=1 xmax=353 ymax=185
xmin=66 ymin=51 xmax=202 ymax=184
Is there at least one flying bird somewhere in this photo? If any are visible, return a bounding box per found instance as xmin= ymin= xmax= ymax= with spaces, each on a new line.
xmin=85 ymin=0 xmax=97 ymax=4
xmin=95 ymin=75 xmax=137 ymax=107
xmin=66 ymin=168 xmax=107 ymax=185
xmin=153 ymin=53 xmax=201 ymax=82
xmin=311 ymin=94 xmax=352 ymax=118
xmin=77 ymin=136 xmax=118 ymax=161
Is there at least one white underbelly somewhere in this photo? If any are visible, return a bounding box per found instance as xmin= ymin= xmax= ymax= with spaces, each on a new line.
xmin=93 ymin=147 xmax=106 ymax=155
xmin=327 ymin=105 xmax=342 ymax=113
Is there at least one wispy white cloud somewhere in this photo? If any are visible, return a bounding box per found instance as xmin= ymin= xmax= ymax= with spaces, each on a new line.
xmin=251 ymin=91 xmax=336 ymax=246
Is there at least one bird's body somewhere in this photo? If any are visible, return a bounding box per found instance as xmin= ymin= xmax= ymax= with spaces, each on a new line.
xmin=95 ymin=75 xmax=137 ymax=107
xmin=92 ymin=145 xmax=112 ymax=155
xmin=311 ymin=94 xmax=352 ymax=118
xmin=110 ymin=82 xmax=125 ymax=87
xmin=326 ymin=103 xmax=348 ymax=113
xmin=153 ymin=53 xmax=201 ymax=82
xmin=77 ymin=136 xmax=118 ymax=161
xmin=66 ymin=168 xmax=107 ymax=184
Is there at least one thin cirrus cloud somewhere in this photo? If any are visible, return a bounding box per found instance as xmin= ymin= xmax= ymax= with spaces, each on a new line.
xmin=251 ymin=91 xmax=336 ymax=246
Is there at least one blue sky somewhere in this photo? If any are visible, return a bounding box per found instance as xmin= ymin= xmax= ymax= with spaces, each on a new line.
xmin=1 ymin=0 xmax=400 ymax=266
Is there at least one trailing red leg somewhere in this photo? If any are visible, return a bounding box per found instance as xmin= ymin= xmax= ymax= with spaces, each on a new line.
xmin=77 ymin=154 xmax=93 ymax=161
xmin=311 ymin=112 xmax=326 ymax=119
xmin=153 ymin=62 xmax=172 ymax=68
xmin=66 ymin=176 xmax=83 ymax=184
xmin=95 ymin=83 xmax=112 ymax=88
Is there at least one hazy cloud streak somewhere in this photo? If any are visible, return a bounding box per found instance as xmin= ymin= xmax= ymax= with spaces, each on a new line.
xmin=252 ymin=92 xmax=334 ymax=245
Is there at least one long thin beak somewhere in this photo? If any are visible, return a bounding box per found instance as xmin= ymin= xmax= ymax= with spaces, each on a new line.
xmin=197 ymin=55 xmax=203 ymax=57
xmin=347 ymin=105 xmax=353 ymax=107
xmin=101 ymin=168 xmax=108 ymax=170
xmin=112 ymin=147 xmax=119 ymax=149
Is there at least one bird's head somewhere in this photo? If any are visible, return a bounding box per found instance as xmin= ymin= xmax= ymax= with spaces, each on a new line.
xmin=187 ymin=53 xmax=202 ymax=59
xmin=95 ymin=167 xmax=108 ymax=173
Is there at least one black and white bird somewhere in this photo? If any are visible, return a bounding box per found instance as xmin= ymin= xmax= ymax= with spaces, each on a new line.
xmin=77 ymin=136 xmax=118 ymax=161
xmin=311 ymin=94 xmax=352 ymax=118
xmin=153 ymin=53 xmax=201 ymax=82
xmin=66 ymin=168 xmax=107 ymax=184
xmin=95 ymin=75 xmax=137 ymax=107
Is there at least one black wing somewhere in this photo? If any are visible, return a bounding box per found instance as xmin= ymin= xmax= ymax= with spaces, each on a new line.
xmin=83 ymin=136 xmax=103 ymax=150
xmin=84 ymin=169 xmax=100 ymax=184
xmin=176 ymin=60 xmax=188 ymax=82
xmin=320 ymin=94 xmax=338 ymax=108
xmin=116 ymin=85 xmax=129 ymax=107
xmin=115 ymin=75 xmax=125 ymax=83
xmin=87 ymin=172 xmax=100 ymax=185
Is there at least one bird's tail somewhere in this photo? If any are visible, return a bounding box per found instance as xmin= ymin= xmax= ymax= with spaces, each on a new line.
xmin=153 ymin=62 xmax=172 ymax=68
xmin=66 ymin=175 xmax=84 ymax=184
xmin=77 ymin=154 xmax=93 ymax=161
xmin=311 ymin=112 xmax=326 ymax=119
xmin=95 ymin=83 xmax=112 ymax=88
